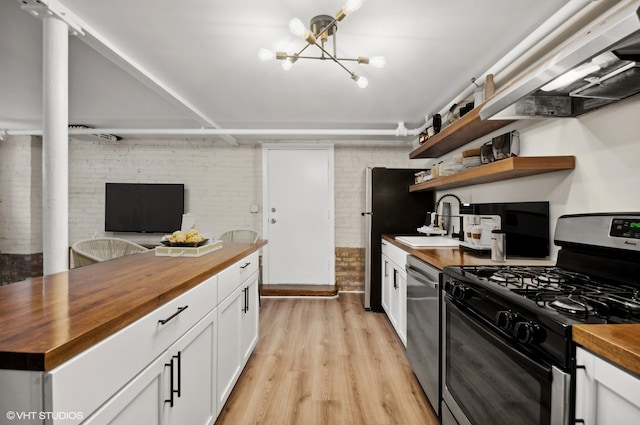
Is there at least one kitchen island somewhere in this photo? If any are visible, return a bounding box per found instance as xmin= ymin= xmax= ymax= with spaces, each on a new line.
xmin=0 ymin=241 xmax=265 ymax=424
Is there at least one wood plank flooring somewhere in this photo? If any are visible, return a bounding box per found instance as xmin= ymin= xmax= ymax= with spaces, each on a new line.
xmin=215 ymin=293 xmax=438 ymax=425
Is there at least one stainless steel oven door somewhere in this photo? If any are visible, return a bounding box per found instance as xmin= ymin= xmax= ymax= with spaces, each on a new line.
xmin=442 ymin=296 xmax=570 ymax=425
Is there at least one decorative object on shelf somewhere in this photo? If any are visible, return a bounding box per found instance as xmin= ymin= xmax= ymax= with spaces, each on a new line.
xmin=257 ymin=0 xmax=384 ymax=88
xmin=447 ymin=103 xmax=458 ymax=124
xmin=462 ymin=156 xmax=481 ymax=168
xmin=432 ymin=114 xmax=442 ymax=134
xmin=480 ymin=141 xmax=495 ymax=164
xmin=459 ymin=102 xmax=475 ymax=117
xmin=492 ymin=130 xmax=519 ymax=160
xmin=414 ymin=170 xmax=431 ymax=184
xmin=484 ymin=74 xmax=496 ymax=99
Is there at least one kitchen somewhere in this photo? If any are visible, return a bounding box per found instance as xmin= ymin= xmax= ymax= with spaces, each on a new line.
xmin=1 ymin=0 xmax=640 ymax=424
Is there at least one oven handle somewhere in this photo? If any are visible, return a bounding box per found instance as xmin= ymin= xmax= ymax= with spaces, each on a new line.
xmin=445 ymin=297 xmax=571 ymax=425
xmin=406 ymin=265 xmax=438 ymax=290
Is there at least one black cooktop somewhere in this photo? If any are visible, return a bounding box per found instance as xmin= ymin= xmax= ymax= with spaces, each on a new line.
xmin=448 ymin=265 xmax=640 ymax=325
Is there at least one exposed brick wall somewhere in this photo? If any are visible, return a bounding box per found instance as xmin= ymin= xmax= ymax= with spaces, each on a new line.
xmin=335 ymin=247 xmax=365 ymax=291
xmin=0 ymin=253 xmax=43 ymax=285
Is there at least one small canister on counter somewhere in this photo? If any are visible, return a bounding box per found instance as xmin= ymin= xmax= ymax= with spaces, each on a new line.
xmin=491 ymin=230 xmax=506 ymax=262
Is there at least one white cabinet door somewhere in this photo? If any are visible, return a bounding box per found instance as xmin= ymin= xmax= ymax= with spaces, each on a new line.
xmin=576 ymin=347 xmax=640 ymax=425
xmin=216 ymin=285 xmax=243 ymax=414
xmin=82 ymin=351 xmax=167 ymax=425
xmin=380 ymin=242 xmax=408 ymax=347
xmin=164 ymin=308 xmax=217 ymax=425
xmin=241 ymin=272 xmax=259 ymax=365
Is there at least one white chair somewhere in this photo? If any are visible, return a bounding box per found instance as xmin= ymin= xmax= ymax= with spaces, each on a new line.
xmin=218 ymin=230 xmax=260 ymax=244
xmin=71 ymin=238 xmax=149 ymax=268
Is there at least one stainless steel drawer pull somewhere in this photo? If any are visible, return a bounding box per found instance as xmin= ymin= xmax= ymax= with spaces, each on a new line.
xmin=158 ymin=306 xmax=189 ymax=325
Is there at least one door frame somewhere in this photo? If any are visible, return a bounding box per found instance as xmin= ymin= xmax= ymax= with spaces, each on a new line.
xmin=261 ymin=143 xmax=335 ymax=285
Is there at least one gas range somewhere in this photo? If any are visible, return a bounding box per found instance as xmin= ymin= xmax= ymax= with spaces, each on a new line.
xmin=443 ymin=213 xmax=640 ymax=371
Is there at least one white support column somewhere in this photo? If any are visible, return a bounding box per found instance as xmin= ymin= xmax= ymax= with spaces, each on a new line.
xmin=42 ymin=16 xmax=69 ymax=275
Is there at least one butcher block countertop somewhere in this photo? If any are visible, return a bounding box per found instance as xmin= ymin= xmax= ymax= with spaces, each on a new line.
xmin=573 ymin=325 xmax=640 ymax=376
xmin=0 ymin=241 xmax=265 ymax=372
xmin=382 ymin=234 xmax=554 ymax=269
xmin=383 ymin=234 xmax=640 ymax=374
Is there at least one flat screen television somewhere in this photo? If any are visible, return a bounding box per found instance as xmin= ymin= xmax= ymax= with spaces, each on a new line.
xmin=105 ymin=183 xmax=184 ymax=233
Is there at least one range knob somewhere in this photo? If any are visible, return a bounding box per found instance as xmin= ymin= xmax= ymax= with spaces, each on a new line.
xmin=496 ymin=310 xmax=516 ymax=332
xmin=514 ymin=321 xmax=545 ymax=345
xmin=451 ymin=283 xmax=469 ymax=300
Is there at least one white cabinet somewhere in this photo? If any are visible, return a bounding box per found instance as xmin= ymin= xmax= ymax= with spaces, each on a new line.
xmin=380 ymin=240 xmax=408 ymax=346
xmin=575 ymin=347 xmax=640 ymax=425
xmin=217 ymin=284 xmax=244 ymax=413
xmin=216 ymin=252 xmax=260 ymax=414
xmin=83 ymin=308 xmax=217 ymax=425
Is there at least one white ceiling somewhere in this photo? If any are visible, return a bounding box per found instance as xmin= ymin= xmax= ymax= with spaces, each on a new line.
xmin=0 ymin=0 xmax=567 ymax=141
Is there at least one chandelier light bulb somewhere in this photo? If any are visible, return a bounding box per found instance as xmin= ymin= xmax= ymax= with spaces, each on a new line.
xmin=369 ymin=56 xmax=386 ymax=68
xmin=289 ymin=18 xmax=307 ymax=38
xmin=343 ymin=0 xmax=363 ymax=15
xmin=282 ymin=53 xmax=298 ymax=71
xmin=352 ymin=74 xmax=368 ymax=88
xmin=289 ymin=18 xmax=317 ymax=44
xmin=258 ymin=48 xmax=276 ymax=61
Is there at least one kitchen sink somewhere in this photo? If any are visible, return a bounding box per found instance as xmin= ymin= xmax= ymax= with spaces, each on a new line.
xmin=394 ymin=236 xmax=460 ymax=248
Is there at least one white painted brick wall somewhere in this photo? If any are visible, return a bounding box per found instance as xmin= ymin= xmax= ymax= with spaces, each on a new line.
xmin=0 ymin=136 xmax=42 ymax=254
xmin=68 ymin=138 xmax=262 ymax=245
xmin=2 ymin=136 xmax=417 ymax=253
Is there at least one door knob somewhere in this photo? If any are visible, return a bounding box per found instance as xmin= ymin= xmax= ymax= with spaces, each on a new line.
xmin=271 ymin=218 xmax=276 ymax=224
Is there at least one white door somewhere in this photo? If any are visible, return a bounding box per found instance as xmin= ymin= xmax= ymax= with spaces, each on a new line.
xmin=262 ymin=145 xmax=334 ymax=285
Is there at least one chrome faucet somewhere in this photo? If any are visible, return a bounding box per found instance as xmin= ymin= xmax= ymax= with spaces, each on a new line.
xmin=433 ymin=193 xmax=465 ymax=241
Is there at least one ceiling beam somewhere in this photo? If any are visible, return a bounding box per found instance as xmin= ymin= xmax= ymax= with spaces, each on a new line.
xmin=19 ymin=0 xmax=238 ymax=146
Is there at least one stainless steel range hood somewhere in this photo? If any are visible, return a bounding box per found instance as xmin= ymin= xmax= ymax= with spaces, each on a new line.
xmin=480 ymin=0 xmax=640 ymax=120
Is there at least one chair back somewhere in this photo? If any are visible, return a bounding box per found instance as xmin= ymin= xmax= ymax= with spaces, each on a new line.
xmin=218 ymin=230 xmax=259 ymax=244
xmin=71 ymin=238 xmax=148 ymax=268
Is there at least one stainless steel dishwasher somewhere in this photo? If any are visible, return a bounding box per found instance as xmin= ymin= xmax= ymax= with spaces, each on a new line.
xmin=406 ymin=255 xmax=442 ymax=416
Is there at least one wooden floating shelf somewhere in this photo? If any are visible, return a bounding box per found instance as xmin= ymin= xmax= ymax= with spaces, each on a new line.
xmin=409 ymin=102 xmax=514 ymax=159
xmin=409 ymin=156 xmax=576 ymax=192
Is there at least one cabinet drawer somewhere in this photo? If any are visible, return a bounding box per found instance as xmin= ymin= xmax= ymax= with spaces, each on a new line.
xmin=45 ymin=274 xmax=219 ymax=424
xmin=218 ymin=252 xmax=259 ymax=302
xmin=387 ymin=243 xmax=408 ymax=270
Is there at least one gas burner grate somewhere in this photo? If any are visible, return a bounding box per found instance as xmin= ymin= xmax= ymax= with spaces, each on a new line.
xmin=455 ymin=265 xmax=640 ymax=323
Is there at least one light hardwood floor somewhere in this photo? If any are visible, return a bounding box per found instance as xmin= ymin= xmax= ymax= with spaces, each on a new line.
xmin=215 ymin=293 xmax=439 ymax=425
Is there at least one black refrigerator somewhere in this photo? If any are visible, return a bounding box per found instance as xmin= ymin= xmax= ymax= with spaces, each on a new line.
xmin=361 ymin=167 xmax=435 ymax=311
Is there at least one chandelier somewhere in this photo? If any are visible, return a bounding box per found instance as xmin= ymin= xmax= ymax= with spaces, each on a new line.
xmin=258 ymin=0 xmax=385 ymax=88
